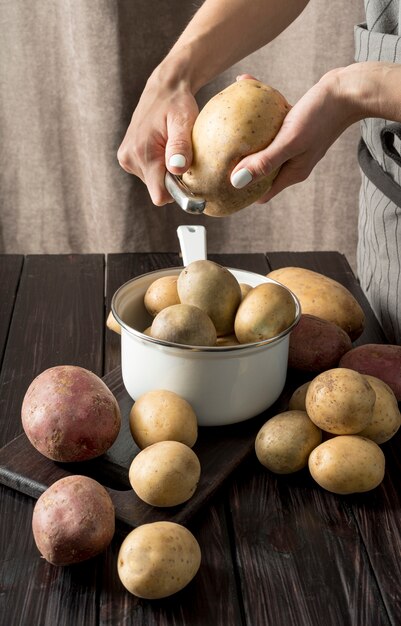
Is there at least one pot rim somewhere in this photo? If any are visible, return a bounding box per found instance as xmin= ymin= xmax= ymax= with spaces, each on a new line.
xmin=111 ymin=266 xmax=301 ymax=353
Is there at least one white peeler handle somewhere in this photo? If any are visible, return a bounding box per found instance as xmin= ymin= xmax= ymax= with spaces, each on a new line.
xmin=177 ymin=225 xmax=207 ymax=266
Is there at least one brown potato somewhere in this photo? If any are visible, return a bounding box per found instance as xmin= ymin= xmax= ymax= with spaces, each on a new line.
xmin=339 ymin=343 xmax=401 ymax=400
xmin=117 ymin=522 xmax=201 ymax=599
xmin=21 ymin=365 xmax=121 ymax=462
xmin=288 ymin=381 xmax=311 ymax=411
xmin=288 ymin=313 xmax=352 ymax=372
xmin=32 ymin=475 xmax=115 ymax=565
xmin=255 ymin=410 xmax=322 ymax=473
xmin=106 ymin=310 xmax=121 ymax=334
xmin=129 ymin=441 xmax=201 ymax=507
xmin=240 ymin=283 xmax=253 ymax=299
xmin=308 ymin=436 xmax=385 ymax=494
xmin=177 ymin=260 xmax=241 ymax=336
xmin=216 ymin=333 xmax=240 ymax=347
xmin=305 ymin=368 xmax=376 ymax=434
xmin=129 ymin=389 xmax=198 ymax=449
xmin=357 ymin=375 xmax=401 ymax=443
xmin=234 ymin=282 xmax=296 ymax=343
xmin=182 ymin=79 xmax=290 ymax=217
xmin=267 ymin=266 xmax=365 ymax=341
xmin=144 ymin=275 xmax=180 ymax=317
xmin=151 ymin=303 xmax=217 ymax=346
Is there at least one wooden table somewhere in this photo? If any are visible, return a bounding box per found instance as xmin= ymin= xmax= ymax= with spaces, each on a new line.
xmin=0 ymin=251 xmax=400 ymax=626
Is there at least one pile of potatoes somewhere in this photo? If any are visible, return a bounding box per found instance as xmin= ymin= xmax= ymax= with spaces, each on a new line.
xmin=255 ymin=367 xmax=401 ymax=494
xmin=21 ymin=366 xmax=202 ymax=599
xmin=140 ymin=259 xmax=297 ymax=347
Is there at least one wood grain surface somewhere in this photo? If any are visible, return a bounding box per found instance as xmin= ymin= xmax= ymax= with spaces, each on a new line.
xmin=0 ymin=251 xmax=399 ymax=626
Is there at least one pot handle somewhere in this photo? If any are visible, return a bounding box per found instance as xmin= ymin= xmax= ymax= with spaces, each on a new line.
xmin=177 ymin=225 xmax=207 ymax=266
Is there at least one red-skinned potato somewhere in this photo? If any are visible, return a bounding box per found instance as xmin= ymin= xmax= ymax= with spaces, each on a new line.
xmin=32 ymin=475 xmax=115 ymax=566
xmin=21 ymin=365 xmax=121 ymax=462
xmin=288 ymin=314 xmax=352 ymax=372
xmin=339 ymin=343 xmax=401 ymax=401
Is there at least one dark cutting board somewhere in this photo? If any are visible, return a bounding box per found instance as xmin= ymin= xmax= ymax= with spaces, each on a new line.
xmin=0 ymin=366 xmax=304 ymax=528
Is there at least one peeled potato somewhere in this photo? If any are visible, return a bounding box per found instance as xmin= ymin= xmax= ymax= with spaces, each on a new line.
xmin=182 ymin=79 xmax=290 ymax=217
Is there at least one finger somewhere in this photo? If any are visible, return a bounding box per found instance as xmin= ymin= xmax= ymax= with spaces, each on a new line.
xmin=236 ymin=73 xmax=259 ymax=82
xmin=144 ymin=162 xmax=175 ymax=206
xmin=165 ymin=108 xmax=197 ymax=174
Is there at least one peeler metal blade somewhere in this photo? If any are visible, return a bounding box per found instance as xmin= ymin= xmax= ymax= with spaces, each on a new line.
xmin=165 ymin=171 xmax=206 ymax=215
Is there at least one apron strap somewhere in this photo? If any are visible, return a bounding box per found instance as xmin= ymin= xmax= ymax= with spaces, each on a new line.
xmin=380 ymin=123 xmax=401 ymax=168
xmin=358 ymin=138 xmax=401 ymax=207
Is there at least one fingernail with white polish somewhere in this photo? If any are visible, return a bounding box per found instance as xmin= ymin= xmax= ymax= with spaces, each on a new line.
xmin=231 ymin=168 xmax=253 ymax=189
xmin=169 ymin=154 xmax=186 ymax=168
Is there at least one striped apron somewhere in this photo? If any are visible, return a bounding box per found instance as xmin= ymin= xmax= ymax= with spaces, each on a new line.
xmin=354 ymin=1 xmax=401 ymax=343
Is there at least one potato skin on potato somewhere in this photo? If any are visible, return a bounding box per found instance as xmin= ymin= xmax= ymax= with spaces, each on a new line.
xmin=151 ymin=303 xmax=217 ymax=346
xmin=129 ymin=441 xmax=201 ymax=507
xmin=144 ymin=275 xmax=180 ymax=317
xmin=21 ymin=365 xmax=121 ymax=462
xmin=305 ymin=368 xmax=376 ymax=434
xmin=177 ymin=260 xmax=241 ymax=336
xmin=357 ymin=375 xmax=401 ymax=444
xmin=32 ymin=475 xmax=115 ymax=566
xmin=117 ymin=521 xmax=201 ymax=599
xmin=339 ymin=343 xmax=401 ymax=400
xmin=267 ymin=266 xmax=365 ymax=341
xmin=182 ymin=79 xmax=290 ymax=217
xmin=129 ymin=389 xmax=198 ymax=449
xmin=308 ymin=436 xmax=385 ymax=494
xmin=288 ymin=313 xmax=352 ymax=372
xmin=255 ymin=410 xmax=322 ymax=474
xmin=234 ymin=282 xmax=296 ymax=343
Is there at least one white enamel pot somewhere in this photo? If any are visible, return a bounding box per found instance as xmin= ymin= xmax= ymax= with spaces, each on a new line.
xmin=112 ymin=226 xmax=301 ymax=427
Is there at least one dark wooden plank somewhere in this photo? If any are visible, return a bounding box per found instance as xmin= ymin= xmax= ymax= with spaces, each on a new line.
xmin=228 ymin=251 xmax=395 ymax=626
xmin=0 ymin=255 xmax=105 ymax=626
xmin=0 ymin=255 xmax=23 ymax=366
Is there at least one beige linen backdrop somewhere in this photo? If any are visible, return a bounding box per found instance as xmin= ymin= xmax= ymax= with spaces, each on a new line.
xmin=0 ymin=1 xmax=364 ymax=269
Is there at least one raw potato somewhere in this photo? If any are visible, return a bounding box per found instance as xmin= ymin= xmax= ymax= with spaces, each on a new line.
xmin=288 ymin=381 xmax=311 ymax=411
xmin=106 ymin=310 xmax=121 ymax=334
xmin=129 ymin=389 xmax=198 ymax=449
xmin=177 ymin=260 xmax=241 ymax=336
xmin=182 ymin=79 xmax=290 ymax=217
xmin=32 ymin=475 xmax=115 ymax=566
xmin=305 ymin=368 xmax=376 ymax=434
xmin=267 ymin=266 xmax=365 ymax=341
xmin=339 ymin=343 xmax=401 ymax=400
xmin=255 ymin=410 xmax=322 ymax=473
xmin=216 ymin=333 xmax=240 ymax=347
xmin=21 ymin=365 xmax=121 ymax=462
xmin=151 ymin=303 xmax=217 ymax=346
xmin=117 ymin=521 xmax=201 ymax=599
xmin=288 ymin=313 xmax=352 ymax=372
xmin=357 ymin=375 xmax=401 ymax=444
xmin=234 ymin=282 xmax=296 ymax=343
xmin=240 ymin=283 xmax=252 ymax=300
xmin=129 ymin=441 xmax=201 ymax=507
xmin=308 ymin=436 xmax=385 ymax=494
xmin=144 ymin=275 xmax=180 ymax=317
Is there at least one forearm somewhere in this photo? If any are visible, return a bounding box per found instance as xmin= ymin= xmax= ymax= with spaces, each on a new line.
xmin=330 ymin=62 xmax=401 ymax=125
xmin=151 ymin=0 xmax=310 ymax=93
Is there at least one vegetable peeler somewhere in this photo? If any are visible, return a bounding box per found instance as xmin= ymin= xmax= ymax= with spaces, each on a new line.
xmin=164 ymin=171 xmax=206 ymax=215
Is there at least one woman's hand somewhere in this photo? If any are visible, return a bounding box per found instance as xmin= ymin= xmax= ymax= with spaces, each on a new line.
xmin=117 ymin=72 xmax=199 ymax=206
xmin=231 ymin=66 xmax=364 ymax=202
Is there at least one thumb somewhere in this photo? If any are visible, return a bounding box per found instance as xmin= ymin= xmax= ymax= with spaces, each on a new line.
xmin=165 ymin=108 xmax=197 ymax=174
xmin=230 ymin=138 xmax=290 ymax=190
